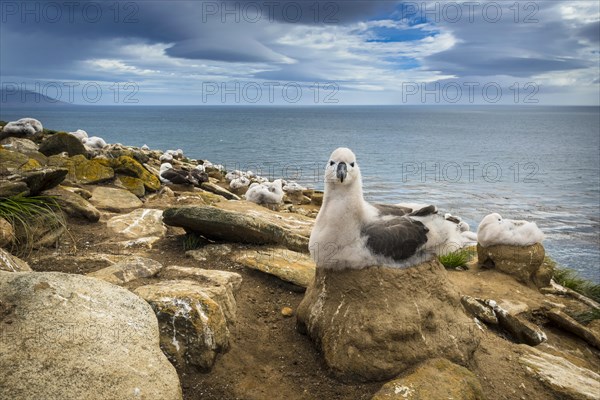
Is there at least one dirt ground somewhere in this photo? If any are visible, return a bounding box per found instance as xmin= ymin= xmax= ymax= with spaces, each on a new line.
xmin=26 ymin=213 xmax=600 ymax=400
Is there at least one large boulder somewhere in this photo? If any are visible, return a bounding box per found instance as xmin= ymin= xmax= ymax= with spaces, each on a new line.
xmin=47 ymin=154 xmax=114 ymax=184
xmin=0 ymin=137 xmax=39 ymax=154
xmin=371 ymin=358 xmax=485 ymax=400
xmin=89 ymin=186 xmax=143 ymax=212
xmin=16 ymin=167 xmax=68 ymax=195
xmin=0 ymin=271 xmax=182 ymax=400
xmin=107 ymin=208 xmax=167 ymax=239
xmin=477 ymin=243 xmax=549 ymax=287
xmin=163 ymin=206 xmax=309 ymax=252
xmin=39 ymin=132 xmax=87 ymax=157
xmin=134 ymin=279 xmax=234 ymax=370
xmin=296 ymin=260 xmax=480 ymax=382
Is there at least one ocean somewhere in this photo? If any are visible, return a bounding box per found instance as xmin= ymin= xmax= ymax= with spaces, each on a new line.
xmin=1 ymin=105 xmax=599 ymax=282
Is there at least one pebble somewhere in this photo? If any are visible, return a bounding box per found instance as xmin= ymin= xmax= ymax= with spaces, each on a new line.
xmin=281 ymin=307 xmax=294 ymax=317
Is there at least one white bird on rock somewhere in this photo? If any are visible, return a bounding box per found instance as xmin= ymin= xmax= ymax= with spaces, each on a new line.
xmin=477 ymin=213 xmax=544 ymax=247
xmin=309 ymin=147 xmax=475 ymax=269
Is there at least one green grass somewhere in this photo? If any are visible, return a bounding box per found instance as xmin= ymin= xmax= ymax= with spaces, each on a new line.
xmin=438 ymin=249 xmax=470 ymax=269
xmin=570 ymin=308 xmax=600 ymax=325
xmin=0 ymin=195 xmax=65 ymax=255
xmin=553 ymin=267 xmax=600 ymax=304
xmin=182 ymin=233 xmax=204 ymax=251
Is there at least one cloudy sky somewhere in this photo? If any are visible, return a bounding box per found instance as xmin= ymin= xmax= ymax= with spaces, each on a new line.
xmin=1 ymin=0 xmax=598 ymax=105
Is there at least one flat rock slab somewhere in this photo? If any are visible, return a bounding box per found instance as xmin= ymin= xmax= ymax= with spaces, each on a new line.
xmin=297 ymin=259 xmax=480 ymax=382
xmin=89 ymin=186 xmax=143 ymax=212
xmin=200 ymin=182 xmax=240 ymax=200
xmin=107 ymin=208 xmax=167 ymax=239
xmin=163 ymin=206 xmax=309 ymax=253
xmin=233 ymin=246 xmax=315 ymax=288
xmin=0 ymin=271 xmax=182 ymax=400
xmin=45 ymin=186 xmax=100 ymax=222
xmin=0 ymin=249 xmax=31 ymax=272
xmin=519 ymin=346 xmax=600 ymax=400
xmin=371 ymin=358 xmax=485 ymax=400
xmin=87 ymin=256 xmax=164 ymax=285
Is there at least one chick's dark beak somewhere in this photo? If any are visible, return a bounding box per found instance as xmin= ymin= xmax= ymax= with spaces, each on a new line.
xmin=337 ymin=162 xmax=347 ymax=182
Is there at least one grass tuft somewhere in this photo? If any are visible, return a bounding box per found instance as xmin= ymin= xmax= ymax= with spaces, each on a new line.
xmin=0 ymin=195 xmax=65 ymax=255
xmin=570 ymin=308 xmax=600 ymax=325
xmin=438 ymin=249 xmax=470 ymax=269
xmin=553 ymin=267 xmax=600 ymax=304
xmin=182 ymin=233 xmax=204 ymax=251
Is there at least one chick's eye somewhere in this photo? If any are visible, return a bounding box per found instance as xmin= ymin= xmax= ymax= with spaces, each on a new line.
xmin=350 ymin=162 xmax=355 ymax=167
xmin=329 ymin=161 xmax=335 ymax=166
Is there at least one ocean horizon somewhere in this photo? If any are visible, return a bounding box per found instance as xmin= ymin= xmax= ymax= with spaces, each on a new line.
xmin=2 ymin=105 xmax=599 ymax=282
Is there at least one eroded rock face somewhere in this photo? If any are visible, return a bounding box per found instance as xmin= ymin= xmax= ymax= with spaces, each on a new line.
xmin=296 ymin=260 xmax=480 ymax=382
xmin=163 ymin=206 xmax=309 ymax=253
xmin=477 ymin=243 xmax=548 ymax=287
xmin=0 ymin=271 xmax=182 ymax=400
xmin=371 ymin=358 xmax=485 ymax=400
xmin=519 ymin=346 xmax=600 ymax=400
xmin=134 ymin=280 xmax=233 ymax=370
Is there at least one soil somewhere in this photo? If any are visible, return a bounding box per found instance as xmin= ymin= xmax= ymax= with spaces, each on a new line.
xmin=25 ymin=209 xmax=600 ymax=400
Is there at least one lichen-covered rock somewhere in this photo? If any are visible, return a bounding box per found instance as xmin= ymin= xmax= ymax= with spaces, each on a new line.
xmin=163 ymin=206 xmax=309 ymax=253
xmin=87 ymin=256 xmax=164 ymax=285
xmin=519 ymin=346 xmax=600 ymax=400
xmin=39 ymin=131 xmax=87 ymax=157
xmin=233 ymin=246 xmax=315 ymax=288
xmin=0 ymin=271 xmax=183 ymax=400
xmin=0 ymin=137 xmax=39 ymax=154
xmin=107 ymin=208 xmax=167 ymax=239
xmin=0 ymin=248 xmax=31 ymax=272
xmin=0 ymin=148 xmax=30 ymax=172
xmin=371 ymin=358 xmax=485 ymax=400
xmin=115 ymin=174 xmax=145 ymax=197
xmin=134 ymin=280 xmax=231 ymax=370
xmin=477 ymin=243 xmax=547 ymax=287
xmin=44 ymin=186 xmax=101 ymax=222
xmin=89 ymin=186 xmax=143 ymax=212
xmin=97 ymin=156 xmax=160 ymax=192
xmin=0 ymin=181 xmax=29 ymax=198
xmin=48 ymin=154 xmax=114 ymax=184
xmin=296 ymin=260 xmax=480 ymax=382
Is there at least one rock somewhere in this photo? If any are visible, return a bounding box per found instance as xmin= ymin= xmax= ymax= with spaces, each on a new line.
xmin=186 ymin=244 xmax=233 ymax=261
xmin=89 ymin=186 xmax=143 ymax=212
xmin=200 ymin=182 xmax=241 ymax=200
xmin=48 ymin=155 xmax=114 ymax=184
xmin=97 ymin=156 xmax=160 ymax=192
xmin=281 ymin=307 xmax=294 ymax=317
xmin=546 ymin=308 xmax=600 ymax=349
xmin=115 ymin=174 xmax=145 ymax=197
xmin=0 ymin=118 xmax=43 ymax=140
xmin=0 ymin=181 xmax=29 ymax=197
xmin=107 ymin=209 xmax=167 ymax=239
xmin=477 ymin=243 xmax=547 ymax=287
xmin=311 ymin=192 xmax=324 ymax=206
xmin=11 ymin=212 xmax=66 ymax=249
xmin=461 ymin=296 xmax=498 ymax=325
xmin=497 ymin=299 xmax=530 ymax=315
xmin=134 ymin=280 xmax=231 ymax=370
xmin=159 ymin=266 xmax=242 ymax=322
xmin=371 ymin=358 xmax=485 ymax=400
xmin=0 ymin=137 xmax=39 ymax=154
xmin=44 ymin=186 xmax=101 ymax=222
xmin=0 ymin=248 xmax=31 ymax=272
xmin=87 ymin=256 xmax=164 ymax=285
xmin=0 ymin=271 xmax=182 ymax=400
xmin=16 ymin=167 xmax=68 ymax=195
xmin=163 ymin=206 xmax=309 ymax=253
xmin=0 ymin=217 xmax=15 ymax=248
xmin=39 ymin=131 xmax=87 ymax=157
xmin=0 ymin=148 xmax=31 ymax=172
xmin=116 ymin=236 xmax=163 ymax=249
xmin=489 ymin=301 xmax=546 ymax=346
xmin=296 ymin=260 xmax=480 ymax=382
xmin=233 ymin=246 xmax=315 ymax=288
xmin=519 ymin=346 xmax=600 ymax=400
